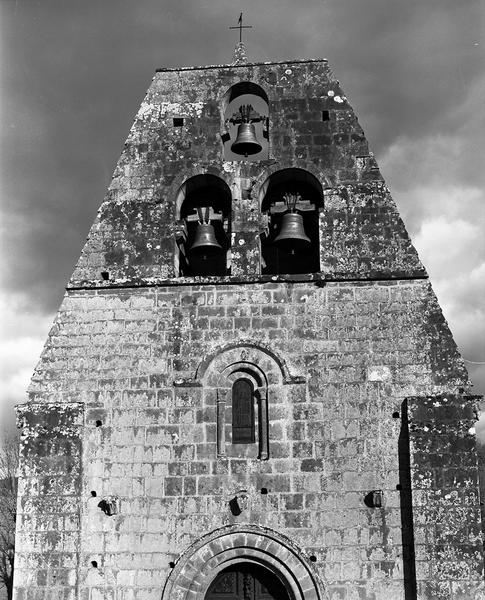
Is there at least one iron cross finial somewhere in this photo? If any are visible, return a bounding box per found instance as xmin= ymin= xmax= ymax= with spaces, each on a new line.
xmin=229 ymin=12 xmax=252 ymax=43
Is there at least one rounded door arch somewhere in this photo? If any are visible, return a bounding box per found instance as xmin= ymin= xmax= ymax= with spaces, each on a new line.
xmin=205 ymin=563 xmax=292 ymax=600
xmin=160 ymin=525 xmax=325 ymax=600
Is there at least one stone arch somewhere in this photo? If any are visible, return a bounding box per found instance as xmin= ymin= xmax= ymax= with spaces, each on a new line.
xmin=222 ymin=361 xmax=267 ymax=389
xmin=195 ymin=341 xmax=300 ymax=385
xmin=174 ymin=173 xmax=232 ymax=221
xmin=252 ymin=164 xmax=328 ymax=209
xmin=169 ymin=167 xmax=230 ymax=218
xmin=257 ymin=167 xmax=324 ymax=213
xmin=161 ymin=525 xmax=327 ymax=600
xmin=221 ymin=82 xmax=269 ymax=111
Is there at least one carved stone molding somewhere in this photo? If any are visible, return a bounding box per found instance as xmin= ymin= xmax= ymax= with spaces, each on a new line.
xmin=161 ymin=524 xmax=327 ymax=600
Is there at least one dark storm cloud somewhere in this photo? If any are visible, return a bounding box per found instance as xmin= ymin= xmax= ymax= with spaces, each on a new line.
xmin=325 ymin=0 xmax=483 ymax=140
xmin=0 ymin=0 xmax=484 ymax=424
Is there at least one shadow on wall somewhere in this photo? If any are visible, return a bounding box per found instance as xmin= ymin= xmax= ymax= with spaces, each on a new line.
xmin=398 ymin=399 xmax=417 ymax=600
xmin=475 ymin=441 xmax=485 ymax=553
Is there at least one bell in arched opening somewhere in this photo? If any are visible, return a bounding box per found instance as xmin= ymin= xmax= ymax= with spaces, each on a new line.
xmin=274 ymin=193 xmax=311 ymax=255
xmin=187 ymin=207 xmax=225 ymax=275
xmin=229 ymin=104 xmax=263 ymax=157
xmin=260 ymin=170 xmax=322 ymax=275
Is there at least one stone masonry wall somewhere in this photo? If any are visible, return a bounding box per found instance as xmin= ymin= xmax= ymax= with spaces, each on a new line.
xmin=14 ymin=403 xmax=84 ymax=599
xmin=15 ymin=57 xmax=484 ymax=600
xmin=69 ymin=60 xmax=424 ymax=286
xmin=15 ymin=279 xmax=483 ymax=599
xmin=407 ymin=395 xmax=483 ymax=600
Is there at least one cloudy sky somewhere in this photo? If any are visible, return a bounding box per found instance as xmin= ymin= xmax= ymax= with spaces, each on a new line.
xmin=1 ymin=0 xmax=484 ymax=439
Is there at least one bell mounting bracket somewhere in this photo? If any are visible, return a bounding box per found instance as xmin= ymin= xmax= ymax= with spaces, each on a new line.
xmin=185 ymin=207 xmax=224 ymax=224
xmin=229 ymin=104 xmax=263 ymax=125
xmin=227 ymin=104 xmax=269 ymax=139
xmin=174 ymin=208 xmax=224 ymax=247
xmin=269 ymin=193 xmax=315 ymax=215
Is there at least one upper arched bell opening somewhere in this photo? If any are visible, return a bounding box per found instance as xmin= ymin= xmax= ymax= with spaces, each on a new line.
xmin=176 ymin=174 xmax=232 ymax=277
xmin=221 ymin=82 xmax=269 ymax=161
xmin=224 ymin=82 xmax=269 ymax=106
xmin=260 ymin=169 xmax=323 ymax=275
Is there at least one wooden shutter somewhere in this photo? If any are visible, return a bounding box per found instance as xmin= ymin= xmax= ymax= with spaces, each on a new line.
xmin=232 ymin=379 xmax=255 ymax=444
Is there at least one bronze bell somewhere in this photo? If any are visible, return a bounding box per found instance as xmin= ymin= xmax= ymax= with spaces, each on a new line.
xmin=274 ymin=212 xmax=311 ymax=253
xmin=231 ymin=123 xmax=262 ymax=157
xmin=189 ymin=222 xmax=222 ymax=258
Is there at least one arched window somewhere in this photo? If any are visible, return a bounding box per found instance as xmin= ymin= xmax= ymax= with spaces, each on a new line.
xmin=199 ymin=347 xmax=280 ymax=460
xmin=232 ymin=378 xmax=255 ymax=444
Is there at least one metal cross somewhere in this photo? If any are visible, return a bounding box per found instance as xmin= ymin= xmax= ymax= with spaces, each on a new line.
xmin=229 ymin=12 xmax=252 ymax=43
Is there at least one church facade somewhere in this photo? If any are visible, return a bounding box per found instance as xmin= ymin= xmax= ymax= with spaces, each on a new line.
xmin=14 ymin=49 xmax=484 ymax=599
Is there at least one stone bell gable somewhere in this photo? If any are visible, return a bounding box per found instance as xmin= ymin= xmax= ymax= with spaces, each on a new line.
xmin=14 ymin=56 xmax=483 ymax=600
xmin=70 ymin=59 xmax=424 ymax=285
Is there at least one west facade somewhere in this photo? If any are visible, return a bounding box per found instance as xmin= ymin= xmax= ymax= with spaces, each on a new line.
xmin=14 ymin=54 xmax=484 ymax=599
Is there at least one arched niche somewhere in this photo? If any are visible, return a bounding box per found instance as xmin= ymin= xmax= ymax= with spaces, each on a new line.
xmin=191 ymin=342 xmax=305 ymax=460
xmin=197 ymin=344 xmax=286 ymax=461
xmin=161 ymin=525 xmax=326 ymax=600
xmin=175 ymin=174 xmax=232 ymax=276
xmin=219 ymin=361 xmax=269 ymax=459
xmin=222 ymin=82 xmax=269 ymax=162
xmin=259 ymin=169 xmax=323 ymax=275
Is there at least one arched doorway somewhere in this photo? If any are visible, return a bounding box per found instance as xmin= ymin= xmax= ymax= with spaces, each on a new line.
xmin=161 ymin=525 xmax=325 ymax=600
xmin=205 ymin=563 xmax=292 ymax=600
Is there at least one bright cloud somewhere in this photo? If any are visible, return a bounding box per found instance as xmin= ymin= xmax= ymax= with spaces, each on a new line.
xmin=379 ymin=120 xmax=485 ymax=430
xmin=0 ymin=293 xmax=54 ymax=432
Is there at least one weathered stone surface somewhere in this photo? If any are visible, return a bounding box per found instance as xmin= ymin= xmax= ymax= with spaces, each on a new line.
xmin=407 ymin=395 xmax=483 ymax=596
xmin=14 ymin=403 xmax=83 ymax=596
xmin=69 ymin=60 xmax=424 ymax=286
xmin=14 ymin=57 xmax=483 ymax=600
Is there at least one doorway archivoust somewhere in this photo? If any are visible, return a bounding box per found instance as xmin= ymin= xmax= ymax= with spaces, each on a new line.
xmin=161 ymin=525 xmax=324 ymax=600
